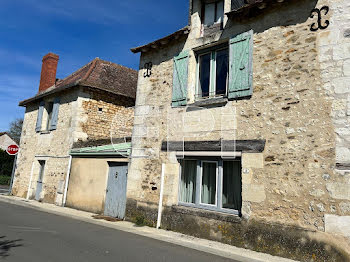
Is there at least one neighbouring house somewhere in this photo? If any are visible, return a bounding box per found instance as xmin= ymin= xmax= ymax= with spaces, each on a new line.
xmin=0 ymin=132 xmax=17 ymax=151
xmin=127 ymin=0 xmax=350 ymax=260
xmin=12 ymin=53 xmax=137 ymax=215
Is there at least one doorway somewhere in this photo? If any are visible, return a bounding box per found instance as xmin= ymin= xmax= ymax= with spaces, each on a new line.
xmin=35 ymin=160 xmax=46 ymax=201
xmin=104 ymin=162 xmax=128 ymax=219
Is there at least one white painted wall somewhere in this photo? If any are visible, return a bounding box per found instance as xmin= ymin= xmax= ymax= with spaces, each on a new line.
xmin=0 ymin=134 xmax=17 ymax=151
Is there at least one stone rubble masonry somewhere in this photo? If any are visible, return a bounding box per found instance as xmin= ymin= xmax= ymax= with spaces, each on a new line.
xmin=127 ymin=0 xmax=350 ymax=255
xmin=12 ymin=89 xmax=79 ymax=203
xmin=13 ymin=86 xmax=134 ymax=205
xmin=79 ymin=87 xmax=134 ymax=142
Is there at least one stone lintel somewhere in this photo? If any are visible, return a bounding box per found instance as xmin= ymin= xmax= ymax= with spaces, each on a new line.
xmin=161 ymin=140 xmax=266 ymax=153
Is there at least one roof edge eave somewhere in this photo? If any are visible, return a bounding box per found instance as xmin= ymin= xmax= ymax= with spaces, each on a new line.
xmin=131 ymin=26 xmax=190 ymax=54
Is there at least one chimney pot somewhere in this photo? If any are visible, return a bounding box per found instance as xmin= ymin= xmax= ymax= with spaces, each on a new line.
xmin=39 ymin=53 xmax=59 ymax=93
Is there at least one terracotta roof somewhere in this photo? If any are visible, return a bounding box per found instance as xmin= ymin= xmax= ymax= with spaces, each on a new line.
xmin=131 ymin=26 xmax=190 ymax=54
xmin=19 ymin=58 xmax=138 ymax=106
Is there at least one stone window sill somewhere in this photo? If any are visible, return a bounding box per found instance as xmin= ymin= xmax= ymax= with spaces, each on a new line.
xmin=190 ymin=97 xmax=228 ymax=108
xmin=39 ymin=130 xmax=51 ymax=135
xmin=172 ymin=205 xmax=243 ymax=223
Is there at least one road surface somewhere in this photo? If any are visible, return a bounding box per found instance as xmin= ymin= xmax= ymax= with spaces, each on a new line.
xmin=0 ymin=201 xmax=238 ymax=262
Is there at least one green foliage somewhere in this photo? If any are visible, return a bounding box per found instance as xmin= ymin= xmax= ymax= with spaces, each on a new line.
xmin=0 ymin=175 xmax=11 ymax=185
xmin=7 ymin=118 xmax=23 ymax=144
xmin=0 ymin=149 xmax=14 ymax=177
xmin=135 ymin=215 xmax=146 ymax=226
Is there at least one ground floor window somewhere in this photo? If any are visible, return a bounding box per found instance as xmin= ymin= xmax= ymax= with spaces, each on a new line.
xmin=179 ymin=159 xmax=242 ymax=215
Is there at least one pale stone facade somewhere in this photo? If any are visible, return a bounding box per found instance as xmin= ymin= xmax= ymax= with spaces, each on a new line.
xmin=0 ymin=133 xmax=17 ymax=151
xmin=127 ymin=0 xmax=350 ymax=259
xmin=13 ymin=86 xmax=135 ymax=204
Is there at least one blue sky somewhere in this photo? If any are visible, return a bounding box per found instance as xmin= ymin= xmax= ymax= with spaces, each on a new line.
xmin=0 ymin=0 xmax=188 ymax=131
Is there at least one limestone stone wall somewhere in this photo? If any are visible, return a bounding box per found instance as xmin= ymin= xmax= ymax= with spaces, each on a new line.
xmin=12 ymin=89 xmax=80 ymax=203
xmin=316 ymin=0 xmax=350 ymax=238
xmin=77 ymin=87 xmax=134 ymax=142
xmin=128 ymin=0 xmax=350 ymax=242
xmin=13 ymin=86 xmax=135 ymax=205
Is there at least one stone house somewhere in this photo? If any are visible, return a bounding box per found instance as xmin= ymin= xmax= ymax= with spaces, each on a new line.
xmin=12 ymin=53 xmax=137 ymax=211
xmin=0 ymin=132 xmax=17 ymax=151
xmin=127 ymin=0 xmax=350 ymax=260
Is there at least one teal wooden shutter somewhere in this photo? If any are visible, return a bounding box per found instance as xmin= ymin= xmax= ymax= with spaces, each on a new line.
xmin=172 ymin=51 xmax=189 ymax=107
xmin=35 ymin=101 xmax=45 ymax=132
xmin=49 ymin=97 xmax=60 ymax=131
xmin=228 ymin=30 xmax=253 ymax=99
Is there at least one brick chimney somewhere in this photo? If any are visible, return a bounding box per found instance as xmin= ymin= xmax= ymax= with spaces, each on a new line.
xmin=38 ymin=53 xmax=59 ymax=93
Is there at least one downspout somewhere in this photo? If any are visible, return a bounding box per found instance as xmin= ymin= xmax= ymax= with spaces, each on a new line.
xmin=156 ymin=163 xmax=166 ymax=229
xmin=26 ymin=162 xmax=35 ymax=200
xmin=62 ymin=155 xmax=72 ymax=207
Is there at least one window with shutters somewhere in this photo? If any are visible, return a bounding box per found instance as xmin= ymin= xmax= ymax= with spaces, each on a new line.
xmin=179 ymin=159 xmax=242 ymax=216
xmin=45 ymin=102 xmax=54 ymax=131
xmin=196 ymin=44 xmax=229 ymax=99
xmin=35 ymin=97 xmax=60 ymax=133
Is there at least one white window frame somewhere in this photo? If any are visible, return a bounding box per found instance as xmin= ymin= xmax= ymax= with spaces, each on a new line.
xmin=178 ymin=159 xmax=241 ymax=216
xmin=196 ymin=45 xmax=229 ymax=100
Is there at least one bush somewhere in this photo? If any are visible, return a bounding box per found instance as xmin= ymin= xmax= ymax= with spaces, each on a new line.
xmin=0 ymin=149 xmax=14 ymax=177
xmin=0 ymin=175 xmax=11 ymax=185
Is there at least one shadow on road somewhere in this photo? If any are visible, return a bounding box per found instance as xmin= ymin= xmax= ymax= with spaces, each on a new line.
xmin=0 ymin=236 xmax=22 ymax=258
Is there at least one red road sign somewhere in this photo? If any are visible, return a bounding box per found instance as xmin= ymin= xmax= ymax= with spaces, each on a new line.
xmin=6 ymin=144 xmax=19 ymax=156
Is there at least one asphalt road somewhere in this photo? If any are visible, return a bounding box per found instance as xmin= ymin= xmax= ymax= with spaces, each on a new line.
xmin=0 ymin=201 xmax=238 ymax=262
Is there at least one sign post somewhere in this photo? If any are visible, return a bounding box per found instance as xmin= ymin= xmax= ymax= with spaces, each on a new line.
xmin=7 ymin=144 xmax=19 ymax=194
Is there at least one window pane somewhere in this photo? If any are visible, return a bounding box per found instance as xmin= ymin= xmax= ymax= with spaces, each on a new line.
xmin=215 ymin=1 xmax=224 ymax=23
xmin=180 ymin=160 xmax=197 ymax=203
xmin=222 ymin=161 xmax=242 ymax=210
xmin=199 ymin=53 xmax=211 ymax=97
xmin=46 ymin=102 xmax=54 ymax=130
xmin=215 ymin=48 xmax=228 ymax=96
xmin=201 ymin=162 xmax=217 ymax=205
xmin=204 ymin=3 xmax=215 ymax=25
xmin=38 ymin=161 xmax=46 ymax=181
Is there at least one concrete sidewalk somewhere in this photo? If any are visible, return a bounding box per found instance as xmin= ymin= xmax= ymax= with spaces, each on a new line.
xmin=0 ymin=194 xmax=298 ymax=262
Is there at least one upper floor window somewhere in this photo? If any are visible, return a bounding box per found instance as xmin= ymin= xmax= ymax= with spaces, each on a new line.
xmin=203 ymin=0 xmax=224 ymax=26
xmin=35 ymin=97 xmax=60 ymax=133
xmin=197 ymin=45 xmax=229 ymax=99
xmin=171 ymin=30 xmax=253 ymax=107
xmin=46 ymin=102 xmax=54 ymax=131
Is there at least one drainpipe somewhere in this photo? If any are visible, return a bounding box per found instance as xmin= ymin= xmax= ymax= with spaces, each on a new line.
xmin=62 ymin=155 xmax=72 ymax=207
xmin=26 ymin=162 xmax=35 ymax=200
xmin=156 ymin=163 xmax=165 ymax=229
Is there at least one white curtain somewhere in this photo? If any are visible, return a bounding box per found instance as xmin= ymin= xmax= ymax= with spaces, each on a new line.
xmin=201 ymin=162 xmax=216 ymax=205
xmin=180 ymin=160 xmax=197 ymax=203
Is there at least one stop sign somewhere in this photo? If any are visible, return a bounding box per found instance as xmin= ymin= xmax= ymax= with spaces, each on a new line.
xmin=6 ymin=144 xmax=19 ymax=156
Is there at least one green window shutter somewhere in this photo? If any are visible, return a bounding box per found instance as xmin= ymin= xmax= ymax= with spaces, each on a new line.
xmin=172 ymin=50 xmax=189 ymax=107
xmin=49 ymin=97 xmax=60 ymax=131
xmin=35 ymin=101 xmax=45 ymax=132
xmin=228 ymin=30 xmax=253 ymax=99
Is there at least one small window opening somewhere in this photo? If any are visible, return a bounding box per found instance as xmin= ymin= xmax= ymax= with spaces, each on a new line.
xmin=203 ymin=0 xmax=224 ymax=26
xmin=46 ymin=102 xmax=54 ymax=130
xmin=197 ymin=46 xmax=229 ymax=99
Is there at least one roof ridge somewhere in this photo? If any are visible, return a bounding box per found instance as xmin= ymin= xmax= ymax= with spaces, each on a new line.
xmin=96 ymin=58 xmax=137 ymax=72
xmin=81 ymin=57 xmax=99 ymax=82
